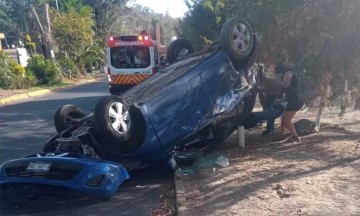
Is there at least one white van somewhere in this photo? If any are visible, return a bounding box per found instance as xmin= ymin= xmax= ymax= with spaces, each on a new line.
xmin=106 ymin=34 xmax=161 ymax=95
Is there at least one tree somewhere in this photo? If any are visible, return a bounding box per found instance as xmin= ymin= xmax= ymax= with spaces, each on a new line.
xmin=179 ymin=0 xmax=306 ymax=49
xmin=79 ymin=42 xmax=106 ymax=74
xmin=180 ymin=0 xmax=220 ymax=49
xmin=263 ymin=0 xmax=360 ymax=129
xmin=181 ymin=0 xmax=360 ymax=130
xmin=0 ymin=0 xmax=47 ymax=46
xmin=83 ymin=0 xmax=130 ymax=38
xmin=51 ymin=10 xmax=94 ymax=74
xmin=30 ymin=3 xmax=56 ymax=60
xmin=60 ymin=0 xmax=93 ymax=16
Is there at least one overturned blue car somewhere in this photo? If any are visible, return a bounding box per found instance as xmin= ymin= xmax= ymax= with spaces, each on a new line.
xmin=0 ymin=16 xmax=284 ymax=200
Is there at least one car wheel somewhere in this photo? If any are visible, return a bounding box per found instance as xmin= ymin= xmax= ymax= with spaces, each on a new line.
xmin=167 ymin=38 xmax=195 ymax=64
xmin=94 ymin=96 xmax=146 ymax=154
xmin=54 ymin=104 xmax=86 ymax=133
xmin=220 ymin=16 xmax=254 ymax=67
xmin=95 ymin=96 xmax=132 ymax=142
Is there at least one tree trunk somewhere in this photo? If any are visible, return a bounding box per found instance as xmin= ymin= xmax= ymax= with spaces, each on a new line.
xmin=30 ymin=5 xmax=44 ymax=34
xmin=30 ymin=4 xmax=55 ymax=61
xmin=44 ymin=3 xmax=55 ymax=62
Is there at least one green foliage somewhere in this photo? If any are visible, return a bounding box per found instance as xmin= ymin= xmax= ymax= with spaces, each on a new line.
xmin=266 ymin=0 xmax=360 ymax=108
xmin=0 ymin=51 xmax=37 ymax=89
xmin=180 ymin=1 xmax=220 ymax=49
xmin=26 ymin=55 xmax=60 ymax=84
xmin=180 ymin=0 xmax=306 ymax=49
xmin=51 ymin=10 xmax=94 ymax=65
xmin=79 ymin=42 xmax=105 ymax=74
xmin=0 ymin=0 xmax=46 ymax=42
xmin=58 ymin=57 xmax=80 ymax=79
xmin=23 ymin=69 xmax=38 ymax=87
xmin=24 ymin=35 xmax=36 ymax=55
xmin=181 ymin=0 xmax=360 ymax=110
xmin=60 ymin=0 xmax=93 ymax=17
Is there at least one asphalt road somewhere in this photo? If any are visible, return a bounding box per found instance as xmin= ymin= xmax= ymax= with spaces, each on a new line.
xmin=0 ymin=79 xmax=173 ymax=216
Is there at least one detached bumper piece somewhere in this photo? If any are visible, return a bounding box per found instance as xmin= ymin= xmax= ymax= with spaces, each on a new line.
xmin=0 ymin=153 xmax=129 ymax=200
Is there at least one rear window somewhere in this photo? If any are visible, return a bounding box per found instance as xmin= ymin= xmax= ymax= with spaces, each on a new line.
xmin=110 ymin=46 xmax=150 ymax=69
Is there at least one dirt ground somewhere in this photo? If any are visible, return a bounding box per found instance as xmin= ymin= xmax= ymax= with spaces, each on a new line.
xmin=182 ymin=107 xmax=360 ymax=216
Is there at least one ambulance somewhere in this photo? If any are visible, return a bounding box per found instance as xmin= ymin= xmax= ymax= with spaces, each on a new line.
xmin=106 ymin=32 xmax=161 ymax=94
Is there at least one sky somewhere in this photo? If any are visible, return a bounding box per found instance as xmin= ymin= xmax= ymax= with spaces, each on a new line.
xmin=131 ymin=0 xmax=189 ymax=18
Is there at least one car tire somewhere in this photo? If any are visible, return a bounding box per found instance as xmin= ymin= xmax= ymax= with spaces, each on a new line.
xmin=54 ymin=104 xmax=86 ymax=133
xmin=220 ymin=16 xmax=254 ymax=67
xmin=167 ymin=38 xmax=195 ymax=64
xmin=94 ymin=96 xmax=146 ymax=153
xmin=95 ymin=96 xmax=132 ymax=142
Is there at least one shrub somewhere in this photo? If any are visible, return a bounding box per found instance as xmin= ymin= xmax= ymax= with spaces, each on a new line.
xmin=26 ymin=55 xmax=60 ymax=84
xmin=0 ymin=67 xmax=17 ymax=89
xmin=58 ymin=57 xmax=80 ymax=79
xmin=25 ymin=35 xmax=36 ymax=55
xmin=24 ymin=70 xmax=38 ymax=87
xmin=9 ymin=62 xmax=26 ymax=77
xmin=0 ymin=51 xmax=36 ymax=89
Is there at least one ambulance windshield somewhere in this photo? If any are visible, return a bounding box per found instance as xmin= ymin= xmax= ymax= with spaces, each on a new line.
xmin=110 ymin=46 xmax=150 ymax=69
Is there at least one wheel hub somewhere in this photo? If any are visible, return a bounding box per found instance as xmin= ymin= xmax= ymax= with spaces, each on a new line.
xmin=232 ymin=23 xmax=251 ymax=52
xmin=108 ymin=102 xmax=130 ymax=135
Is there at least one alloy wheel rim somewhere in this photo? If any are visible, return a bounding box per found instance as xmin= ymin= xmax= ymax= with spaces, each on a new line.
xmin=108 ymin=102 xmax=130 ymax=134
xmin=231 ymin=23 xmax=251 ymax=52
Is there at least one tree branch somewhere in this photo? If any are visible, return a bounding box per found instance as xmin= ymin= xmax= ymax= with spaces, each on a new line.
xmin=30 ymin=4 xmax=44 ymax=34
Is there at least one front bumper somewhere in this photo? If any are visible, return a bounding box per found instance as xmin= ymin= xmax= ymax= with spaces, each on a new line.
xmin=0 ymin=153 xmax=129 ymax=200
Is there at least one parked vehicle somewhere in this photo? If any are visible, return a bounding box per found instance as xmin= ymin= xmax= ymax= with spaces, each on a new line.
xmin=0 ymin=16 xmax=285 ymax=199
xmin=106 ymin=32 xmax=162 ymax=95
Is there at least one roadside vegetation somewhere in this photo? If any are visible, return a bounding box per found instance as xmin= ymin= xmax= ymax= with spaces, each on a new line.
xmin=0 ymin=0 xmax=178 ymax=89
xmin=0 ymin=0 xmax=359 ymax=128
